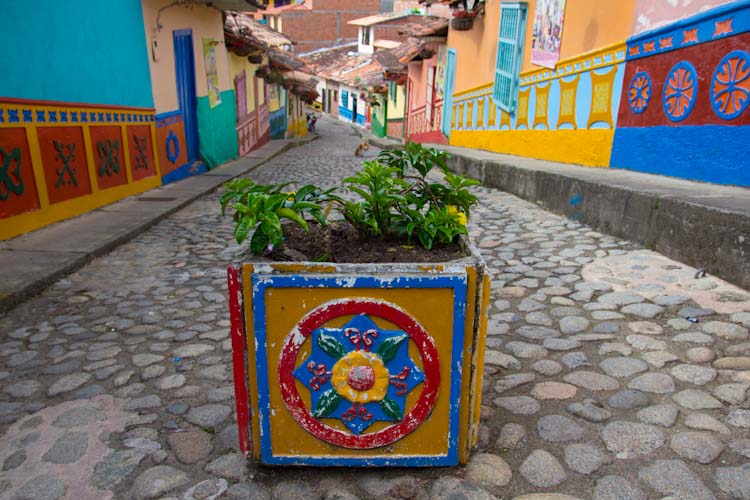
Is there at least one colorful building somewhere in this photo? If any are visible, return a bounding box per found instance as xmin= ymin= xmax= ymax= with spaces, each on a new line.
xmin=142 ymin=0 xmax=242 ymax=182
xmin=440 ymin=0 xmax=748 ymax=186
xmin=258 ymin=0 xmax=384 ymax=54
xmin=0 ymin=0 xmax=267 ymax=241
xmin=610 ymin=0 xmax=749 ymax=185
xmin=0 ymin=0 xmax=161 ymax=240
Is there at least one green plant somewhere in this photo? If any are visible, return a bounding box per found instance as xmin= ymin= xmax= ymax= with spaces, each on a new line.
xmin=221 ymin=142 xmax=480 ymax=255
xmin=220 ymin=179 xmax=336 ymax=255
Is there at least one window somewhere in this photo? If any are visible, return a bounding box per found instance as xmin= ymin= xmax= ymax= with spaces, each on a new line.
xmin=361 ymin=27 xmax=371 ymax=46
xmin=493 ymin=2 xmax=527 ymax=112
xmin=389 ymin=81 xmax=397 ymax=103
xmin=342 ymin=90 xmax=349 ymax=107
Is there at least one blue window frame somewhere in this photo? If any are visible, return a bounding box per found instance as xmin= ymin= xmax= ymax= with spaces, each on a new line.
xmin=493 ymin=2 xmax=527 ymax=113
xmin=342 ymin=90 xmax=349 ymax=107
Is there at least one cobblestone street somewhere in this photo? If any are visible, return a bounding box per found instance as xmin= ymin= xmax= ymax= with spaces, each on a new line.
xmin=1 ymin=117 xmax=749 ymax=500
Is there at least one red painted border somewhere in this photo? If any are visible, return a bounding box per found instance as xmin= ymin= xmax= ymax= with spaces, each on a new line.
xmin=278 ymin=299 xmax=441 ymax=449
xmin=227 ymin=265 xmax=251 ymax=456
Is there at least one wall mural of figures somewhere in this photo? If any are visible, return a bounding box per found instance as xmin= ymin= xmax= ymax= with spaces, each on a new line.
xmin=531 ymin=0 xmax=567 ymax=69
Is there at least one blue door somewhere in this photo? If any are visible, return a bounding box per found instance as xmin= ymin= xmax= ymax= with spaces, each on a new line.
xmin=441 ymin=49 xmax=457 ymax=138
xmin=173 ymin=29 xmax=199 ymax=163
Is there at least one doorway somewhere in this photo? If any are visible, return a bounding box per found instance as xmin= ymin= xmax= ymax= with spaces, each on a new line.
xmin=442 ymin=49 xmax=457 ymax=138
xmin=173 ymin=29 xmax=199 ymax=163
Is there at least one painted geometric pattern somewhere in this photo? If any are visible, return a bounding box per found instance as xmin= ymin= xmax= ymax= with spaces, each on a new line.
xmin=663 ymin=61 xmax=698 ymax=122
xmin=625 ymin=0 xmax=749 ymax=61
xmin=293 ymin=314 xmax=425 ymax=436
xmin=711 ymin=49 xmax=750 ymax=119
xmin=450 ymin=44 xmax=625 ymax=133
xmin=628 ymin=71 xmax=652 ymax=114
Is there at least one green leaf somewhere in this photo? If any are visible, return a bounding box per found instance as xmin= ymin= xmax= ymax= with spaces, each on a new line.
xmin=312 ymin=389 xmax=342 ymax=418
xmin=379 ymin=395 xmax=404 ymax=420
xmin=317 ymin=332 xmax=347 ymax=360
xmin=276 ymin=207 xmax=308 ymax=232
xmin=249 ymin=229 xmax=268 ymax=255
xmin=234 ymin=219 xmax=253 ymax=244
xmin=375 ymin=334 xmax=407 ymax=363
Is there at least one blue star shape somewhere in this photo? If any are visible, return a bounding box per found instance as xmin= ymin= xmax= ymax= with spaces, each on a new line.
xmin=294 ymin=313 xmax=425 ymax=435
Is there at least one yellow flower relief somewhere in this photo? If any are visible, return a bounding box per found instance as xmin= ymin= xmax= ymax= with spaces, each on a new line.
xmin=331 ymin=351 xmax=389 ymax=403
xmin=447 ymin=205 xmax=467 ymax=226
xmin=286 ymin=191 xmax=296 ymax=201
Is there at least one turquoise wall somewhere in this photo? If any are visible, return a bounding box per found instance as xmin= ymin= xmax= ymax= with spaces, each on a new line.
xmin=0 ymin=0 xmax=153 ymax=107
xmin=197 ymin=90 xmax=238 ymax=168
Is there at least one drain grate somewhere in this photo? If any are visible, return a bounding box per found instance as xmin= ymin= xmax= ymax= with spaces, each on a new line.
xmin=137 ymin=197 xmax=176 ymax=202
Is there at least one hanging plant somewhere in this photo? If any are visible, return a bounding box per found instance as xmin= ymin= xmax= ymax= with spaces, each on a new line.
xmin=248 ymin=52 xmax=263 ymax=64
xmin=255 ymin=65 xmax=270 ymax=79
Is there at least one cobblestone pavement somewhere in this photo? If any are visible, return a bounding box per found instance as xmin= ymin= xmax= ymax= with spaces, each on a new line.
xmin=1 ymin=117 xmax=750 ymax=500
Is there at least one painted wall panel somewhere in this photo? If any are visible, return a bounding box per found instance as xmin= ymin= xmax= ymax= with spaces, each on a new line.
xmin=90 ymin=126 xmax=128 ymax=190
xmin=611 ymin=2 xmax=750 ymax=186
xmin=197 ymin=90 xmax=239 ymax=168
xmin=1 ymin=0 xmax=153 ymax=107
xmin=0 ymin=128 xmax=40 ymax=219
xmin=0 ymin=100 xmax=161 ymax=240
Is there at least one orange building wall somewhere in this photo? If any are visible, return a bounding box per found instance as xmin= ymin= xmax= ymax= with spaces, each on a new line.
xmin=521 ymin=0 xmax=636 ymax=72
xmin=448 ymin=0 xmax=636 ymax=93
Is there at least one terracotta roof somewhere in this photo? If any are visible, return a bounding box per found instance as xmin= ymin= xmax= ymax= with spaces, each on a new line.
xmin=197 ymin=0 xmax=265 ymax=10
xmin=399 ymin=16 xmax=449 ymax=37
xmin=374 ymin=40 xmax=401 ymax=49
xmin=392 ymin=37 xmax=433 ymax=63
xmin=347 ymin=12 xmax=412 ymax=26
xmin=372 ymin=48 xmax=405 ymax=74
xmin=224 ymin=12 xmax=292 ymax=56
xmin=299 ymin=44 xmax=370 ymax=81
xmin=268 ymin=47 xmax=308 ymax=71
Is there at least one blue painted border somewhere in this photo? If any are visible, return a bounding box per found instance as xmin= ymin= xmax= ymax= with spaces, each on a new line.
xmin=251 ymin=273 xmax=468 ymax=466
xmin=155 ymin=109 xmax=183 ymax=121
xmin=626 ymin=0 xmax=750 ymax=61
xmin=161 ymin=161 xmax=206 ymax=185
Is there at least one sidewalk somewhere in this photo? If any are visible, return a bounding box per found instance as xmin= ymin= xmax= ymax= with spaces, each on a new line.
xmin=362 ymin=130 xmax=750 ymax=290
xmin=0 ymin=135 xmax=316 ymax=313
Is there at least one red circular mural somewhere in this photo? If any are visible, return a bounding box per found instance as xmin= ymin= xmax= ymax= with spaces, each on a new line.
xmin=278 ymin=298 xmax=441 ymax=449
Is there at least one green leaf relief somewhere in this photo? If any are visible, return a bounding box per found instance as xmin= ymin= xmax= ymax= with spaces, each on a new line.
xmin=312 ymin=389 xmax=342 ymax=418
xmin=379 ymin=395 xmax=404 ymax=420
xmin=375 ymin=334 xmax=408 ymax=363
xmin=317 ymin=332 xmax=347 ymax=360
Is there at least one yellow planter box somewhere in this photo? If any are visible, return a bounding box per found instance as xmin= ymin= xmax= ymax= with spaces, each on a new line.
xmin=227 ymin=238 xmax=490 ymax=466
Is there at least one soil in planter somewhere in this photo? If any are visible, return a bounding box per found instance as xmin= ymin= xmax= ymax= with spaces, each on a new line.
xmin=267 ymin=222 xmax=466 ymax=264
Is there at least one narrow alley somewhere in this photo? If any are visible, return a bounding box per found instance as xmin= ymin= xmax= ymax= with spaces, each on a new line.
xmin=0 ymin=117 xmax=748 ymax=499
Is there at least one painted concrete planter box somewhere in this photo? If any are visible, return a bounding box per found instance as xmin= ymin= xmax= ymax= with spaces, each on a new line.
xmin=227 ymin=237 xmax=490 ymax=466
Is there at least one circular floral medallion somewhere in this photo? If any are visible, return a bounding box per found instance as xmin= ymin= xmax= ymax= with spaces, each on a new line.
xmin=278 ymin=299 xmax=440 ymax=449
xmin=663 ymin=61 xmax=698 ymax=122
xmin=710 ymin=50 xmax=750 ymax=120
xmin=628 ymin=71 xmax=652 ymax=114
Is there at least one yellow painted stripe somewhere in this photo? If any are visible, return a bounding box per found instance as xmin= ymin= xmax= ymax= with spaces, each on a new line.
xmin=0 ymin=175 xmax=162 ymax=240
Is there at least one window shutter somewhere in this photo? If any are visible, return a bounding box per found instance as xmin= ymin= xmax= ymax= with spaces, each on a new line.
xmin=493 ymin=2 xmax=527 ymax=113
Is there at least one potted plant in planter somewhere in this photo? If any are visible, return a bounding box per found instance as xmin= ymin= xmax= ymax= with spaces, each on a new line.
xmin=451 ymin=10 xmax=475 ymax=31
xmin=223 ymin=142 xmax=491 ymax=467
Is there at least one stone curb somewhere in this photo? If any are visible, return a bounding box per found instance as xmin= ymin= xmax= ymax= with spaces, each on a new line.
xmin=0 ymin=135 xmax=317 ymax=313
xmin=358 ymin=127 xmax=749 ymax=289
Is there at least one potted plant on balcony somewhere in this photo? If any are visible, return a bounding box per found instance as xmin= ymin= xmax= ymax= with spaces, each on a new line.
xmin=451 ymin=9 xmax=475 ymax=31
xmin=222 ymin=142 xmax=491 ymax=467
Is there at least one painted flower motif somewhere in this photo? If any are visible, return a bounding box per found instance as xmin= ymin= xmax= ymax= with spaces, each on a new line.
xmin=293 ymin=314 xmax=425 ymax=435
xmin=331 ymin=350 xmax=389 ymax=403
xmin=447 ymin=205 xmax=467 ymax=226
